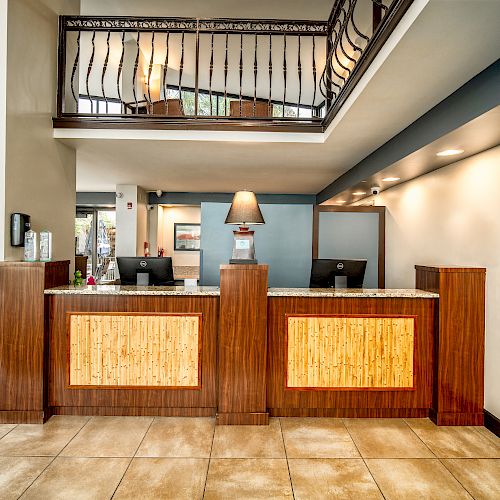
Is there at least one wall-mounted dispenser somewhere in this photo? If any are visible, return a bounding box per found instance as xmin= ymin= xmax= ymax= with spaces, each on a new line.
xmin=10 ymin=213 xmax=31 ymax=247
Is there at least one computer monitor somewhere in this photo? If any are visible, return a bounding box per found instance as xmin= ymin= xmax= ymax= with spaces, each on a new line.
xmin=309 ymin=259 xmax=367 ymax=289
xmin=117 ymin=257 xmax=175 ymax=286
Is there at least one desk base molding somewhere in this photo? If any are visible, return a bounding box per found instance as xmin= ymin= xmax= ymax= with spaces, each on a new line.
xmin=269 ymin=408 xmax=430 ymax=418
xmin=0 ymin=410 xmax=47 ymax=424
xmin=50 ymin=406 xmax=216 ymax=417
xmin=430 ymin=409 xmax=484 ymax=426
xmin=216 ymin=412 xmax=269 ymax=425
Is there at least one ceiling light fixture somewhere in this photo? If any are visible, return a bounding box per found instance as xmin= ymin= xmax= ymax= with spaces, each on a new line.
xmin=336 ymin=200 xmax=347 ymax=204
xmin=436 ymin=149 xmax=464 ymax=157
xmin=352 ymin=191 xmax=367 ymax=196
xmin=382 ymin=177 xmax=400 ymax=182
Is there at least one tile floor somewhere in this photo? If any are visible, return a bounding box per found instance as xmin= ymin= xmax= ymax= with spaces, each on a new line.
xmin=0 ymin=416 xmax=498 ymax=499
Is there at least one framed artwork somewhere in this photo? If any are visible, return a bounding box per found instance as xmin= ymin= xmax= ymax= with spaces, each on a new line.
xmin=174 ymin=223 xmax=201 ymax=251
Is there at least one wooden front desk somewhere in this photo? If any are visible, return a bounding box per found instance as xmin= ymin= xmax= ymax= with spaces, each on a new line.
xmin=0 ymin=263 xmax=485 ymax=425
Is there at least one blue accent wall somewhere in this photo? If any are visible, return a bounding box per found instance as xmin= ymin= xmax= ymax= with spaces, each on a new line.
xmin=201 ymin=202 xmax=313 ymax=287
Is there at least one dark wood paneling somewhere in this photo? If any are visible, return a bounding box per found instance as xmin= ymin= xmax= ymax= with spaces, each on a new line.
xmin=51 ymin=406 xmax=216 ymax=417
xmin=218 ymin=265 xmax=269 ymax=424
xmin=48 ymin=295 xmax=218 ymax=411
xmin=0 ymin=261 xmax=69 ymax=424
xmin=270 ymin=408 xmax=429 ymax=418
xmin=416 ymin=266 xmax=485 ymax=426
xmin=267 ymin=296 xmax=435 ymax=412
xmin=312 ymin=206 xmax=386 ymax=288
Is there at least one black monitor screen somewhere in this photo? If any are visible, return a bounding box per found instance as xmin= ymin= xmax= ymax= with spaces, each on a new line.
xmin=309 ymin=259 xmax=367 ymax=289
xmin=117 ymin=257 xmax=175 ymax=286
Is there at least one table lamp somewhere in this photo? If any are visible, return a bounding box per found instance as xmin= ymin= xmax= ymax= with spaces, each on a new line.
xmin=225 ymin=191 xmax=265 ymax=264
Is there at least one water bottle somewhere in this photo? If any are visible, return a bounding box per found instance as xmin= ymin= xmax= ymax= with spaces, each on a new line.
xmin=24 ymin=230 xmax=37 ymax=262
xmin=40 ymin=230 xmax=53 ymax=261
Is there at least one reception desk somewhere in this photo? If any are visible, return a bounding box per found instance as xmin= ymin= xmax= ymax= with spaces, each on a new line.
xmin=0 ymin=262 xmax=485 ymax=426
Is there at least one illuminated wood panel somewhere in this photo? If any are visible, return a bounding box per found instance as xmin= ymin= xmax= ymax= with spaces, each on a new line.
xmin=287 ymin=316 xmax=414 ymax=389
xmin=69 ymin=313 xmax=201 ymax=388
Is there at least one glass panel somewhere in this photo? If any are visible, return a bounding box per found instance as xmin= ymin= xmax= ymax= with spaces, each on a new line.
xmin=96 ymin=210 xmax=116 ymax=283
xmin=75 ymin=212 xmax=93 ymax=277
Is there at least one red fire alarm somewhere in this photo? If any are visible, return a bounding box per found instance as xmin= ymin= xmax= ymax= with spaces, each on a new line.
xmin=127 ymin=202 xmax=133 ymax=209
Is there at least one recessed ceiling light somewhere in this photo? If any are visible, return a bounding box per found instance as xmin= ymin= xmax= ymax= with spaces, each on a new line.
xmin=336 ymin=200 xmax=346 ymax=204
xmin=382 ymin=177 xmax=400 ymax=182
xmin=436 ymin=149 xmax=464 ymax=157
xmin=352 ymin=192 xmax=367 ymax=196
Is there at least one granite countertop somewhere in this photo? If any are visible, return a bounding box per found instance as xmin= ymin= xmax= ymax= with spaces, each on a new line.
xmin=44 ymin=285 xmax=220 ymax=296
xmin=267 ymin=288 xmax=439 ymax=298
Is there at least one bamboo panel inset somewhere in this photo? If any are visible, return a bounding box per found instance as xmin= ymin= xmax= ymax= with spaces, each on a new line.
xmin=69 ymin=314 xmax=200 ymax=387
xmin=287 ymin=316 xmax=414 ymax=389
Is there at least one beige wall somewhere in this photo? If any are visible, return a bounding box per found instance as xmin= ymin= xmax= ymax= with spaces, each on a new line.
xmin=0 ymin=0 xmax=7 ymax=259
xmin=151 ymin=205 xmax=200 ymax=267
xmin=375 ymin=146 xmax=500 ymax=418
xmin=3 ymin=0 xmax=78 ymax=265
xmin=80 ymin=0 xmax=332 ymax=20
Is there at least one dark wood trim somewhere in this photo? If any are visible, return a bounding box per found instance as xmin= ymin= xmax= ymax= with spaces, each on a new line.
xmin=269 ymin=408 xmax=429 ymax=418
xmin=312 ymin=205 xmax=386 ymax=287
xmin=65 ymin=311 xmax=203 ymax=391
xmin=484 ymin=409 xmax=500 ymax=438
xmin=52 ymin=116 xmax=323 ymax=133
xmin=0 ymin=411 xmax=46 ymax=425
xmin=50 ymin=406 xmax=216 ymax=417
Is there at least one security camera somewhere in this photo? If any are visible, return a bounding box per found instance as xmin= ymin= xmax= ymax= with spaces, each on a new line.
xmin=155 ymin=190 xmax=163 ymax=198
xmin=371 ymin=186 xmax=381 ymax=196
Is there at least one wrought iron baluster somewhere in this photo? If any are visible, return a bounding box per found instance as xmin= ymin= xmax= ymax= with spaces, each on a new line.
xmin=253 ymin=34 xmax=258 ymax=117
xmin=178 ymin=32 xmax=184 ymax=109
xmin=132 ymin=31 xmax=140 ymax=113
xmin=101 ymin=31 xmax=111 ymax=114
xmin=209 ymin=33 xmax=214 ymax=115
xmin=223 ymin=33 xmax=228 ymax=116
xmin=147 ymin=32 xmax=155 ymax=112
xmin=311 ymin=35 xmax=317 ymax=115
xmin=297 ymin=35 xmax=302 ymax=118
xmin=195 ymin=21 xmax=200 ymax=117
xmin=117 ymin=32 xmax=125 ymax=114
xmin=350 ymin=0 xmax=370 ymax=42
xmin=86 ymin=31 xmax=96 ymax=114
xmin=268 ymin=34 xmax=272 ymax=113
xmin=70 ymin=31 xmax=81 ymax=109
xmin=163 ymin=32 xmax=170 ymax=114
xmin=282 ymin=33 xmax=287 ymax=117
xmin=239 ymin=33 xmax=243 ymax=117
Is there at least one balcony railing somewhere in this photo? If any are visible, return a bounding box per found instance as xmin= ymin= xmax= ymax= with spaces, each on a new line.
xmin=55 ymin=0 xmax=412 ymax=131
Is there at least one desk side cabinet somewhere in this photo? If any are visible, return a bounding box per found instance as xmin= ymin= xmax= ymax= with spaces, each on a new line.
xmin=0 ymin=261 xmax=69 ymax=423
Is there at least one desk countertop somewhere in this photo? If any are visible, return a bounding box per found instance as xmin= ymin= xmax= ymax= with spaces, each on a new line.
xmin=45 ymin=286 xmax=438 ymax=299
xmin=267 ymin=288 xmax=439 ymax=298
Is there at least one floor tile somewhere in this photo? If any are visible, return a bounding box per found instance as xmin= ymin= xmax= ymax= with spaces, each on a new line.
xmin=366 ymin=458 xmax=471 ymax=499
xmin=280 ymin=418 xmax=359 ymax=458
xmin=0 ymin=424 xmax=16 ymax=439
xmin=405 ymin=419 xmax=500 ymax=458
xmin=0 ymin=416 xmax=89 ymax=456
xmin=288 ymin=458 xmax=383 ymax=499
xmin=113 ymin=458 xmax=208 ymax=500
xmin=442 ymin=459 xmax=500 ymax=500
xmin=204 ymin=458 xmax=292 ymax=499
xmin=21 ymin=457 xmax=130 ymax=500
xmin=211 ymin=418 xmax=286 ymax=458
xmin=474 ymin=426 xmax=500 ymax=445
xmin=136 ymin=417 xmax=214 ymax=458
xmin=0 ymin=457 xmax=52 ymax=500
xmin=61 ymin=416 xmax=152 ymax=458
xmin=343 ymin=418 xmax=434 ymax=458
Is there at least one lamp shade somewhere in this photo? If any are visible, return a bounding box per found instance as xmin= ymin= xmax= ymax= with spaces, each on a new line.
xmin=225 ymin=191 xmax=265 ymax=226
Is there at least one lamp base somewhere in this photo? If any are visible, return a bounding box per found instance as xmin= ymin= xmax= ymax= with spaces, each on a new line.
xmin=229 ymin=258 xmax=258 ymax=265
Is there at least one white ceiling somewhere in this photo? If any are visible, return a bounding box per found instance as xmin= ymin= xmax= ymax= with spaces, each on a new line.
xmin=60 ymin=0 xmax=500 ymax=194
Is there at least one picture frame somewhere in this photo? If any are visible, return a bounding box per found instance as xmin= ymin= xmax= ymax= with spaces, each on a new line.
xmin=174 ymin=223 xmax=201 ymax=251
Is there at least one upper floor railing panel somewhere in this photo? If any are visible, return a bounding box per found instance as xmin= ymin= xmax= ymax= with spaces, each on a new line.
xmin=56 ymin=0 xmax=412 ymax=130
